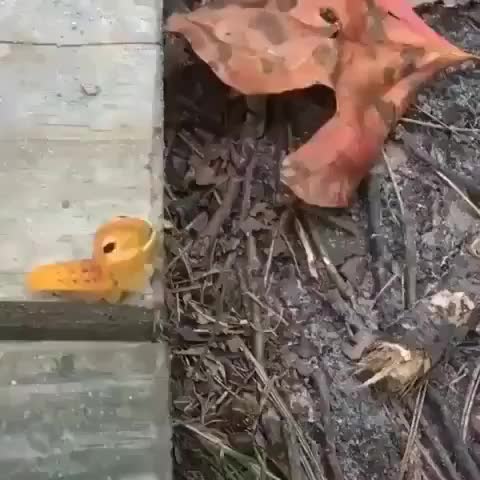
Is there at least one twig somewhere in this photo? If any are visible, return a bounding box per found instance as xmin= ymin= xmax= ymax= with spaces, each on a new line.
xmin=415 ymin=104 xmax=480 ymax=140
xmin=311 ymin=368 xmax=344 ymax=480
xmin=215 ymin=250 xmax=238 ymax=324
xmin=371 ymin=273 xmax=400 ymax=308
xmin=270 ymin=96 xmax=289 ymax=197
xmin=244 ymin=291 xmax=288 ymax=327
xmin=418 ymin=448 xmax=450 ymax=480
xmin=283 ymin=422 xmax=304 ymax=480
xmin=280 ymin=230 xmax=303 ymax=280
xmin=294 ymin=216 xmax=320 ymax=280
xmin=301 ymin=213 xmax=377 ymax=329
xmin=365 ymin=168 xmax=390 ymax=299
xmin=188 ymin=301 xmax=230 ymax=328
xmin=247 ymin=234 xmax=265 ymax=364
xmin=398 ymin=381 xmax=427 ymax=480
xmin=434 ymin=169 xmax=480 ymax=219
xmin=461 ymin=362 xmax=480 ymax=442
xmin=178 ymin=422 xmax=283 ymax=480
xmin=401 ymin=117 xmax=480 ymax=134
xmin=264 ymin=231 xmax=277 ymax=290
xmin=177 ymin=130 xmax=205 ymax=159
xmin=240 ymin=145 xmax=259 ymax=224
xmin=264 ymin=210 xmax=289 ymax=289
xmin=392 ymin=407 xmax=450 ymax=480
xmin=426 ymin=386 xmax=480 ymax=479
xmin=383 ymin=149 xmax=417 ymax=308
xmin=236 ymin=337 xmax=327 ymax=480
xmin=201 ymin=177 xmax=242 ymax=240
xmin=401 ymin=131 xmax=480 ymax=208
xmin=300 ymin=213 xmax=351 ymax=297
xmin=166 ymin=239 xmax=195 ymax=280
xmin=419 ymin=415 xmax=463 ymax=480
xmin=252 ymin=375 xmax=278 ymax=435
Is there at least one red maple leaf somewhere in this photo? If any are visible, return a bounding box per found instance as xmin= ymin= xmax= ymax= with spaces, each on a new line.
xmin=167 ymin=0 xmax=477 ymax=207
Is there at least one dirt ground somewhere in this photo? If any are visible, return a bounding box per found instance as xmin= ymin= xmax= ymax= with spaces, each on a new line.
xmin=163 ymin=3 xmax=480 ymax=479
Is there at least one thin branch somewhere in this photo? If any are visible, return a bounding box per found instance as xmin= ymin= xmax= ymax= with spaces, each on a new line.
xmin=401 ymin=117 xmax=480 ymax=134
xmin=383 ymin=149 xmax=417 ymax=308
xmin=294 ymin=216 xmax=320 ymax=280
xmin=434 ymin=169 xmax=480 ymax=219
xmin=399 ymin=381 xmax=427 ymax=480
xmin=178 ymin=422 xmax=283 ymax=480
xmin=236 ymin=337 xmax=327 ymax=480
xmin=461 ymin=362 xmax=480 ymax=442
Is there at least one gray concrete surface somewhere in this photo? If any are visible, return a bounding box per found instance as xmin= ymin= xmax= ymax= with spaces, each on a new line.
xmin=0 ymin=341 xmax=171 ymax=480
xmin=0 ymin=0 xmax=163 ymax=303
xmin=0 ymin=3 xmax=170 ymax=478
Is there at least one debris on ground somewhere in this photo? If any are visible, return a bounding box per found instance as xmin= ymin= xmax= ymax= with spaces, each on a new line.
xmin=163 ymin=0 xmax=480 ymax=478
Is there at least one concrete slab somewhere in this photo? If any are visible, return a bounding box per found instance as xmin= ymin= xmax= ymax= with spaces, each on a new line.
xmin=0 ymin=4 xmax=169 ymax=477
xmin=0 ymin=0 xmax=163 ymax=305
xmin=0 ymin=0 xmax=158 ymax=44
xmin=0 ymin=341 xmax=171 ymax=480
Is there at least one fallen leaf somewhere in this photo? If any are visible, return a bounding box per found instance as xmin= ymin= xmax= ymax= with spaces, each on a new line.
xmin=26 ymin=217 xmax=157 ymax=303
xmin=167 ymin=0 xmax=477 ymax=207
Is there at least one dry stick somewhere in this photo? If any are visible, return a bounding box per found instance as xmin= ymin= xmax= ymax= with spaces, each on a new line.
xmin=371 ymin=273 xmax=400 ymax=308
xmin=201 ymin=176 xmax=242 ymax=240
xmin=366 ymin=168 xmax=389 ymax=296
xmin=294 ymin=216 xmax=320 ymax=280
xmin=418 ymin=449 xmax=450 ymax=480
xmin=300 ymin=214 xmax=351 ymax=296
xmin=281 ymin=230 xmax=303 ymax=280
xmin=419 ymin=416 xmax=463 ymax=480
xmin=264 ymin=210 xmax=289 ymax=289
xmin=401 ymin=131 xmax=480 ymax=210
xmin=398 ymin=381 xmax=427 ymax=480
xmin=434 ymin=170 xmax=480 ymax=219
xmin=215 ymin=250 xmax=238 ymax=324
xmin=301 ymin=212 xmax=377 ymax=330
xmin=426 ymin=386 xmax=480 ymax=479
xmin=400 ymin=117 xmax=480 ymax=134
xmin=311 ymin=368 xmax=344 ymax=480
xmin=179 ymin=423 xmax=283 ymax=480
xmin=240 ymin=146 xmax=259 ymax=223
xmin=247 ymin=234 xmax=265 ymax=364
xmin=414 ymin=104 xmax=480 ymax=138
xmin=238 ymin=128 xmax=263 ymax=362
xmin=166 ymin=240 xmax=195 ymax=280
xmin=251 ymin=374 xmax=277 ymax=437
xmin=270 ymin=96 xmax=289 ymax=198
xmin=236 ymin=338 xmax=327 ymax=480
xmin=393 ymin=408 xmax=451 ymax=480
xmin=461 ymin=362 xmax=480 ymax=442
xmin=383 ymin=149 xmax=417 ymax=308
xmin=244 ymin=291 xmax=288 ymax=327
xmin=264 ymin=231 xmax=277 ymax=289
xmin=177 ymin=130 xmax=205 ymax=159
xmin=283 ymin=422 xmax=304 ymax=480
